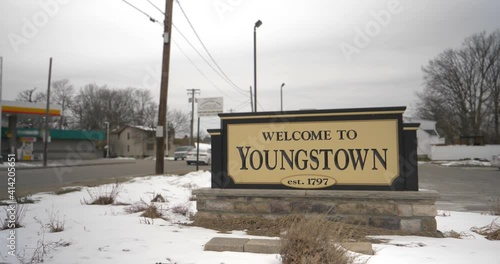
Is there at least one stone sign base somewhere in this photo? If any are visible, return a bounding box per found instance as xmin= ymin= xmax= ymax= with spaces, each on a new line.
xmin=193 ymin=188 xmax=439 ymax=232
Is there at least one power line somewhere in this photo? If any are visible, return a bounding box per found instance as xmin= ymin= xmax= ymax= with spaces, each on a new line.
xmin=146 ymin=0 xmax=164 ymax=15
xmin=123 ymin=0 xmax=251 ymax=111
xmin=122 ymin=0 xmax=246 ymax=99
xmin=173 ymin=41 xmax=232 ymax=98
xmin=122 ymin=0 xmax=159 ymax=24
xmin=172 ymin=23 xmax=247 ymax=96
xmin=144 ymin=0 xmax=247 ymax=97
xmin=174 ymin=0 xmax=247 ymax=93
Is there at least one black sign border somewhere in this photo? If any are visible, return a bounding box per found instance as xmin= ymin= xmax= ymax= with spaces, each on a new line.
xmin=212 ymin=106 xmax=417 ymax=191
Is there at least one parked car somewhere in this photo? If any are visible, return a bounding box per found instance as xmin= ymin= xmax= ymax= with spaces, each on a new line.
xmin=174 ymin=146 xmax=194 ymax=160
xmin=492 ymin=154 xmax=500 ymax=169
xmin=186 ymin=148 xmax=211 ymax=165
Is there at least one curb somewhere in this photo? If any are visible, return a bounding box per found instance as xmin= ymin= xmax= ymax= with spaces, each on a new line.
xmin=204 ymin=237 xmax=280 ymax=254
xmin=204 ymin=237 xmax=374 ymax=255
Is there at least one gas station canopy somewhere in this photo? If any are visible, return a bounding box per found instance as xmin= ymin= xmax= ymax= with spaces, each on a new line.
xmin=1 ymin=100 xmax=61 ymax=116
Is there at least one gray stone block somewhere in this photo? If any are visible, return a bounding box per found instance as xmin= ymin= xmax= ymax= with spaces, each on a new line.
xmin=204 ymin=237 xmax=249 ymax=252
xmin=341 ymin=242 xmax=374 ymax=255
xmin=412 ymin=205 xmax=437 ymax=216
xmin=244 ymin=239 xmax=281 ymax=254
xmin=400 ymin=219 xmax=421 ymax=233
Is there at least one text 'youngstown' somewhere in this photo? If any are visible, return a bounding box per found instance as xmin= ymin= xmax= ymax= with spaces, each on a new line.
xmin=236 ymin=146 xmax=388 ymax=171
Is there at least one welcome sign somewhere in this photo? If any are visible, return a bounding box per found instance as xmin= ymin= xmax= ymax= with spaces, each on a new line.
xmin=209 ymin=107 xmax=419 ymax=191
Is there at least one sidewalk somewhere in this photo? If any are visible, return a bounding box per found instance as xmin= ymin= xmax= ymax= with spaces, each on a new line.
xmin=0 ymin=158 xmax=136 ymax=170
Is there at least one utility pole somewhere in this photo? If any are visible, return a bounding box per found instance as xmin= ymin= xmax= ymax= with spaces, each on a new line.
xmin=249 ymin=86 xmax=254 ymax=112
xmin=155 ymin=0 xmax=174 ymax=175
xmin=43 ymin=58 xmax=53 ymax=167
xmin=187 ymin=88 xmax=200 ymax=145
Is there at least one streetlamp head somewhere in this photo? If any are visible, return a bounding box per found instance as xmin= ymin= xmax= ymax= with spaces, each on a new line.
xmin=255 ymin=20 xmax=262 ymax=28
xmin=281 ymin=83 xmax=285 ymax=88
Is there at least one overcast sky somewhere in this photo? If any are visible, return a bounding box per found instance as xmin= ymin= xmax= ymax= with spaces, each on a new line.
xmin=1 ymin=0 xmax=499 ymax=131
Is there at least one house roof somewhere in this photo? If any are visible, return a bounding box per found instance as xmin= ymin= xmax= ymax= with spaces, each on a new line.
xmin=424 ymin=129 xmax=438 ymax=136
xmin=111 ymin=125 xmax=155 ymax=135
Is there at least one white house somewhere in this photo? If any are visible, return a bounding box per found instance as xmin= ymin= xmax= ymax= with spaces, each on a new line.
xmin=110 ymin=125 xmax=167 ymax=158
xmin=403 ymin=117 xmax=445 ymax=158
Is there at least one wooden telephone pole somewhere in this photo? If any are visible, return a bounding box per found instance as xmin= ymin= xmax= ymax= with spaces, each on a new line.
xmin=155 ymin=0 xmax=174 ymax=174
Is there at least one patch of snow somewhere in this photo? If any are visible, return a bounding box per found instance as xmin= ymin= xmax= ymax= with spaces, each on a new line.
xmin=1 ymin=173 xmax=499 ymax=263
xmin=441 ymin=160 xmax=492 ymax=167
xmin=0 ymin=162 xmax=39 ymax=168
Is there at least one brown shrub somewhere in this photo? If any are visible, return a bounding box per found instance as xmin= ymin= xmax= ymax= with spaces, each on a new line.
xmin=171 ymin=205 xmax=190 ymax=216
xmin=280 ymin=215 xmax=355 ymax=264
xmin=81 ymin=183 xmax=122 ymax=205
xmin=471 ymin=219 xmax=500 ymax=240
xmin=46 ymin=209 xmax=65 ymax=233
xmin=125 ymin=200 xmax=164 ymax=219
xmin=124 ymin=200 xmax=149 ymax=214
xmin=140 ymin=204 xmax=163 ymax=219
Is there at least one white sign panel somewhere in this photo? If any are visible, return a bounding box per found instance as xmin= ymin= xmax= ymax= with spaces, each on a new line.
xmin=198 ymin=97 xmax=223 ymax=116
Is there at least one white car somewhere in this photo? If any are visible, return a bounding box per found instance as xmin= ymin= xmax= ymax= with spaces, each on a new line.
xmin=186 ymin=148 xmax=211 ymax=165
xmin=492 ymin=155 xmax=500 ymax=169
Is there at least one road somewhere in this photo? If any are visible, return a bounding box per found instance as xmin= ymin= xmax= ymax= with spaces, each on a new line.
xmin=419 ymin=163 xmax=500 ymax=212
xmin=0 ymin=159 xmax=209 ymax=199
xmin=1 ymin=161 xmax=499 ymax=212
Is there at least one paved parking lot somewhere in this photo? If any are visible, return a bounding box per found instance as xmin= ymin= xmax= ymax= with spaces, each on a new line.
xmin=419 ymin=163 xmax=500 ymax=212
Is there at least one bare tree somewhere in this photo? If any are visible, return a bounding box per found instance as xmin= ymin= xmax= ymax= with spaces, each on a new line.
xmin=167 ymin=108 xmax=190 ymax=137
xmin=16 ymin=88 xmax=45 ymax=103
xmin=51 ymin=79 xmax=75 ymax=129
xmin=70 ymin=85 xmax=158 ymax=131
xmin=417 ymin=30 xmax=500 ymax=144
xmin=131 ymin=89 xmax=157 ymax=128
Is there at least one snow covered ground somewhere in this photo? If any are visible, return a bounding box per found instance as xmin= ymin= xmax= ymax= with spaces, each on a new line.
xmin=1 ymin=171 xmax=499 ymax=264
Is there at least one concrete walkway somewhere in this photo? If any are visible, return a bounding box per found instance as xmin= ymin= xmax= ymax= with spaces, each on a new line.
xmin=204 ymin=237 xmax=374 ymax=255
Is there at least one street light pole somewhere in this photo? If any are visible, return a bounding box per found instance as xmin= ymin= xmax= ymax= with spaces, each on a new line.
xmin=280 ymin=83 xmax=285 ymax=112
xmin=253 ymin=20 xmax=262 ymax=112
xmin=104 ymin=121 xmax=109 ymax=158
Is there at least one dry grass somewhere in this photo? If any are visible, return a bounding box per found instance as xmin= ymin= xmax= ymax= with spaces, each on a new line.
xmin=280 ymin=215 xmax=355 ymax=264
xmin=1 ymin=204 xmax=28 ymax=230
xmin=171 ymin=205 xmax=190 ymax=217
xmin=140 ymin=204 xmax=163 ymax=219
xmin=124 ymin=200 xmax=150 ymax=214
xmin=124 ymin=200 xmax=164 ymax=219
xmin=151 ymin=193 xmax=166 ymax=203
xmin=442 ymin=230 xmax=474 ymax=239
xmin=489 ymin=197 xmax=500 ymax=216
xmin=81 ymin=183 xmax=122 ymax=205
xmin=191 ymin=214 xmax=442 ymax=240
xmin=46 ymin=209 xmax=65 ymax=233
xmin=471 ymin=218 xmax=500 ymax=240
xmin=17 ymin=195 xmax=36 ymax=204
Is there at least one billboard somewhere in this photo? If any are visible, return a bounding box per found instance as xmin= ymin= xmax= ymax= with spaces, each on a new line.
xmin=198 ymin=97 xmax=223 ymax=117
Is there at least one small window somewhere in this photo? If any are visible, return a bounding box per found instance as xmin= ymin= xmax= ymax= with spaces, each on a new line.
xmin=147 ymin=143 xmax=154 ymax=151
xmin=127 ymin=145 xmax=130 ymax=152
xmin=127 ymin=132 xmax=130 ymax=140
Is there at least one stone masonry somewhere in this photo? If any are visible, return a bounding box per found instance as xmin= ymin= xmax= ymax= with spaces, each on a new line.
xmin=193 ymin=188 xmax=439 ymax=232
